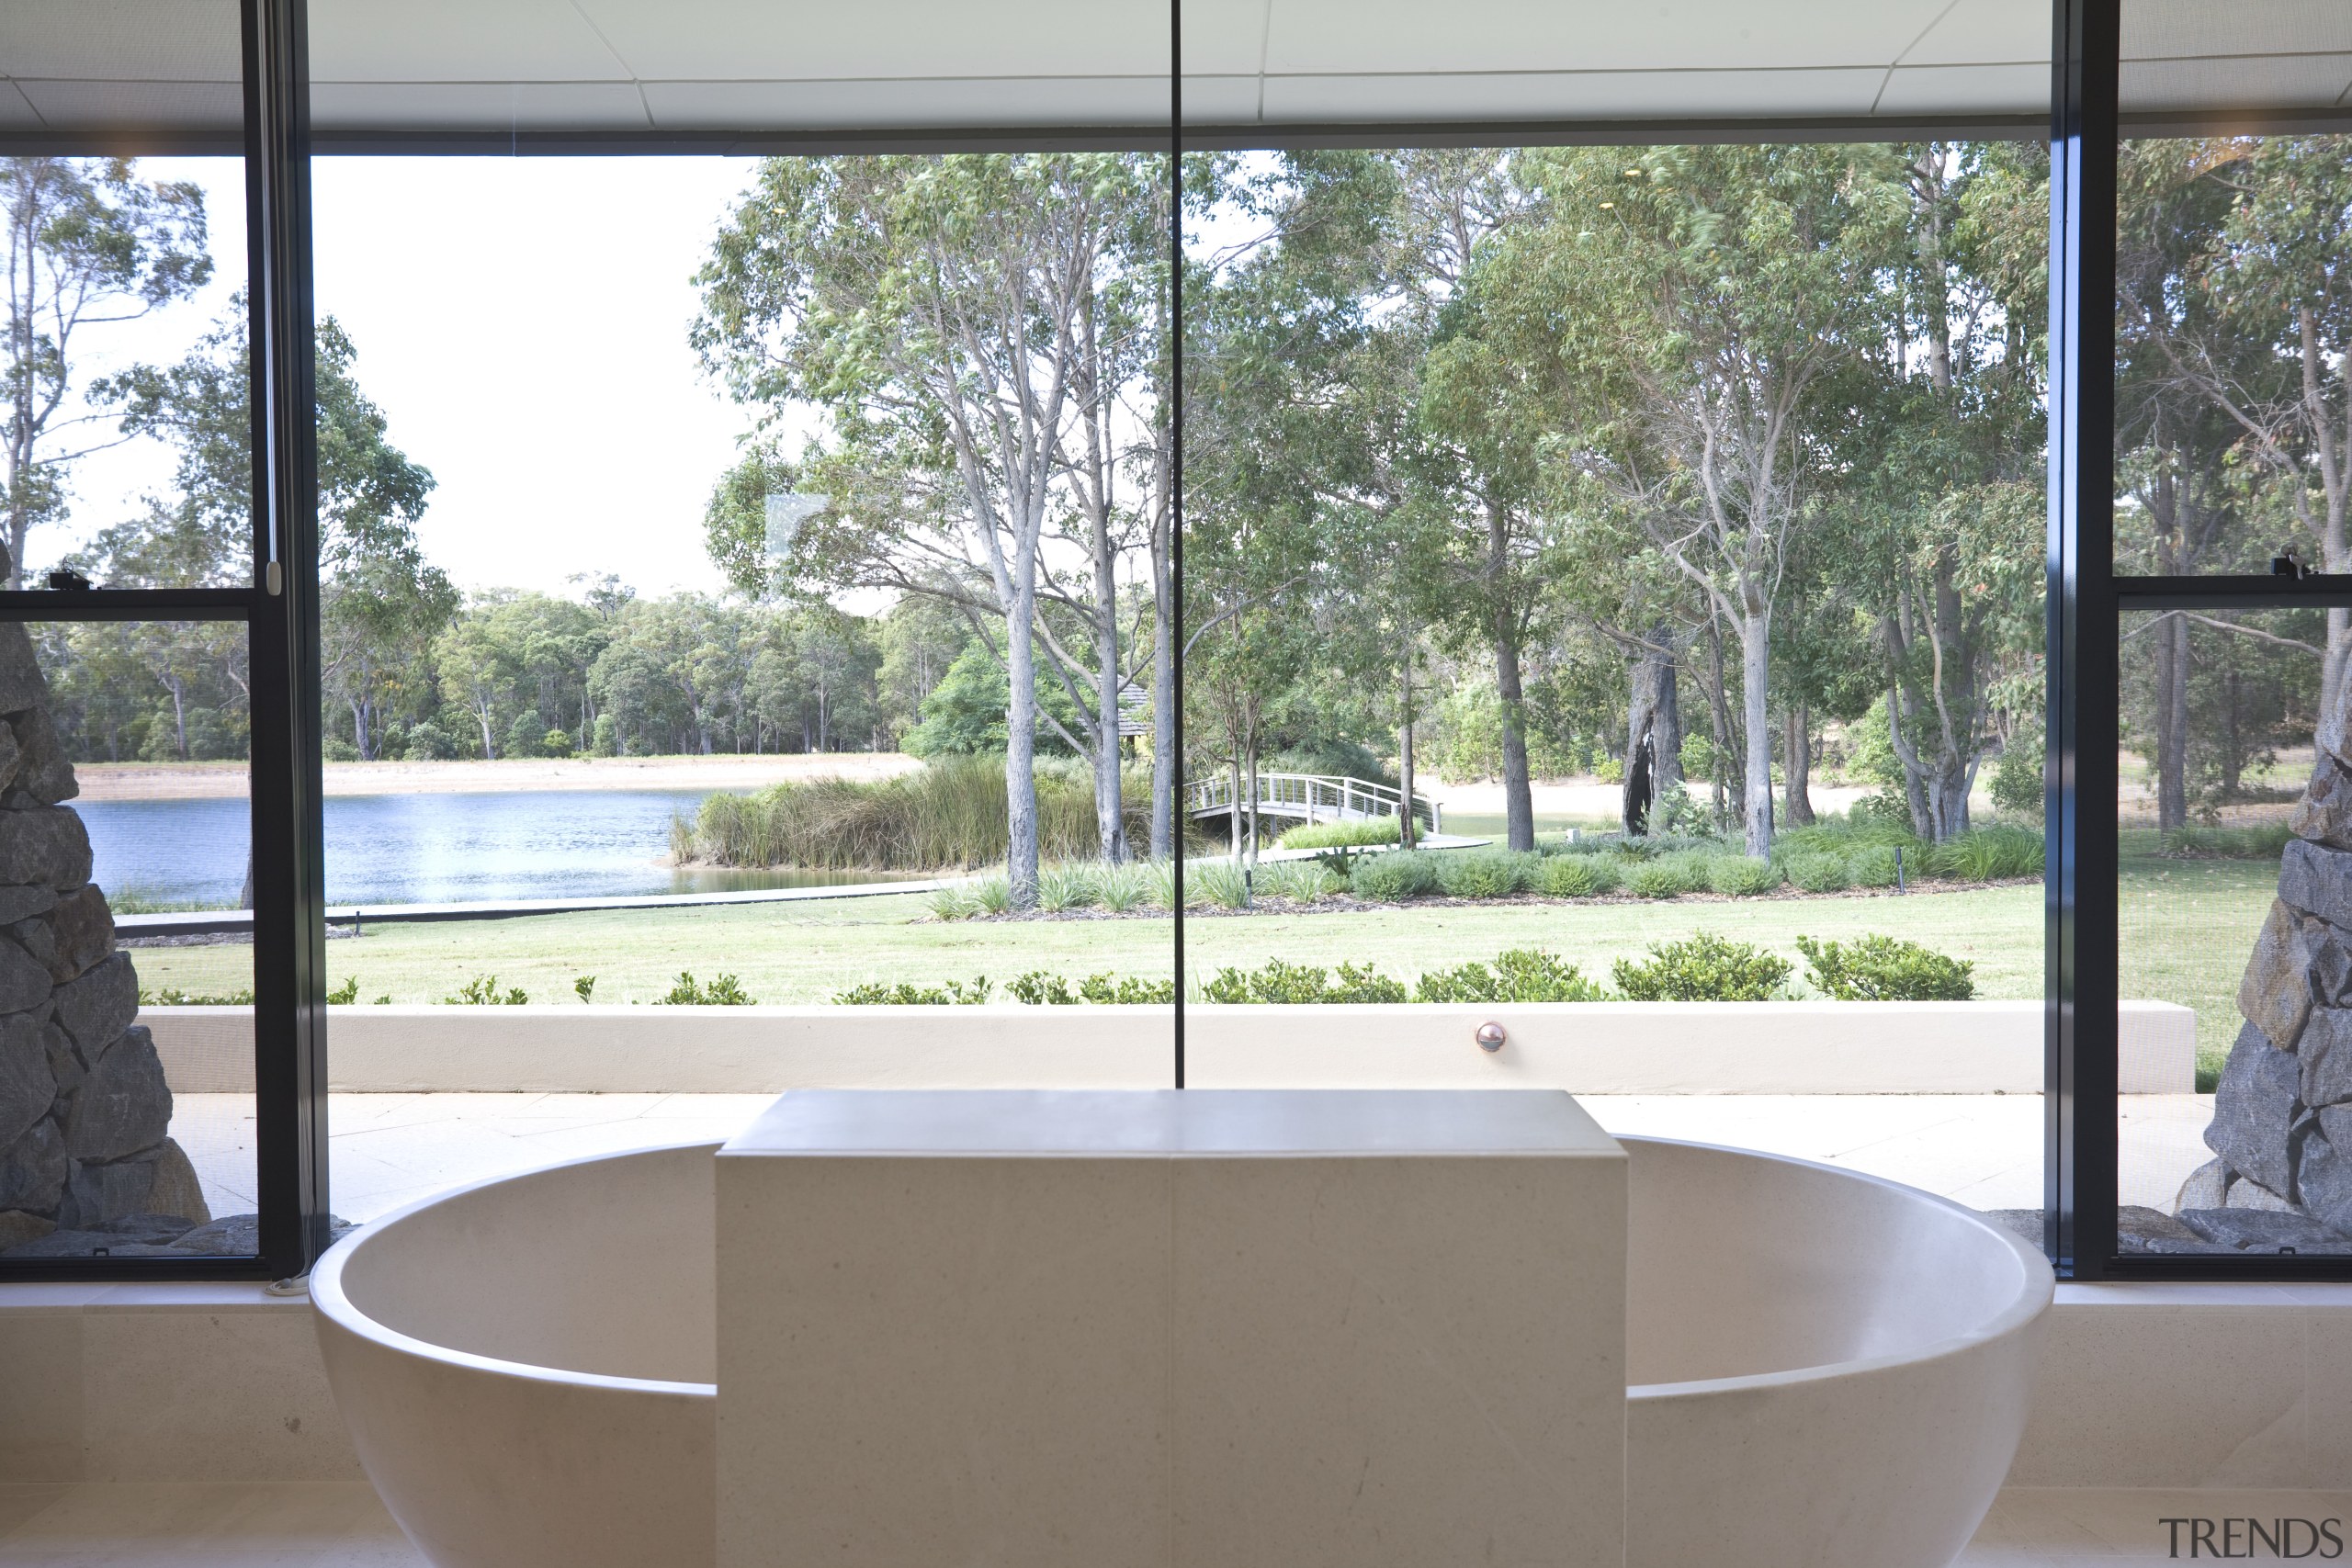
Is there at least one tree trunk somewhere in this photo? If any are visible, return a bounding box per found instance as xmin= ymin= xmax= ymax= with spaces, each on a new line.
xmin=1397 ymin=644 xmax=1418 ymax=852
xmin=1782 ymin=701 xmax=1815 ymax=827
xmin=1093 ymin=531 xmax=1126 ymax=864
xmin=1702 ymin=615 xmax=1737 ymax=828
xmin=1488 ymin=507 xmax=1535 ymax=852
xmin=475 ymin=699 xmax=496 ymax=760
xmin=2157 ymin=610 xmax=2189 ymax=830
xmin=1739 ymin=604 xmax=1773 ymax=856
xmin=1003 ymin=593 xmax=1043 ymax=908
xmin=1623 ymin=626 xmax=1683 ymax=835
xmin=1150 ymin=566 xmax=1175 ymax=861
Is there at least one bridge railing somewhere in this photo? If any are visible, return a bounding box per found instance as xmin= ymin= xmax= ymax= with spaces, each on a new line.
xmin=1184 ymin=773 xmax=1440 ymax=832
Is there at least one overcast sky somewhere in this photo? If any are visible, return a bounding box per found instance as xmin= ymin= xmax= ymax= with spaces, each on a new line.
xmin=61 ymin=155 xmax=775 ymax=599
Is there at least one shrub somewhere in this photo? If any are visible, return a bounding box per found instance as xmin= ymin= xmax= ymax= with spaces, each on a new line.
xmin=1706 ymin=856 xmax=1781 ymax=897
xmin=1144 ymin=859 xmax=1180 ymax=909
xmin=1415 ymin=949 xmax=1609 ymax=1003
xmin=446 ymin=975 xmax=528 ymax=1005
xmin=970 ymin=874 xmax=1013 ymax=915
xmin=2159 ymin=823 xmax=2290 ymax=861
xmin=1847 ymin=844 xmax=1901 ymax=888
xmin=1035 ymin=864 xmax=1099 ymax=913
xmin=1796 ymin=934 xmax=1976 ymax=1000
xmin=1538 ymin=854 xmax=1619 ymax=897
xmin=1623 ymin=861 xmax=1689 ymax=899
xmin=1077 ymin=974 xmax=1176 ymax=1004
xmin=1929 ymin=825 xmax=2043 ymax=881
xmin=1785 ymin=852 xmax=1851 ymax=892
xmin=662 ymin=971 xmax=753 ymax=1005
xmin=1201 ymin=959 xmax=1409 ymax=1003
xmin=1256 ymin=859 xmax=1343 ymax=901
xmin=1007 ymin=970 xmax=1077 ymax=1004
xmin=573 ymin=975 xmax=597 ymax=1003
xmin=1191 ymin=860 xmax=1250 ymax=908
xmin=1350 ymin=851 xmax=1440 ymax=901
xmin=1849 ymin=790 xmax=1914 ymax=831
xmin=835 ymin=976 xmax=993 ymax=1004
xmin=1278 ymin=817 xmax=1401 ymax=850
xmin=144 ymin=987 xmax=256 ymax=1006
xmin=1990 ymin=743 xmax=2043 ymax=821
xmin=1094 ymin=861 xmax=1154 ymax=912
xmin=1611 ymin=932 xmax=1791 ymax=1001
xmin=926 ymin=885 xmax=980 ymax=920
xmin=326 ymin=976 xmax=358 ymax=1005
xmin=1435 ymin=849 xmax=1539 ymax=898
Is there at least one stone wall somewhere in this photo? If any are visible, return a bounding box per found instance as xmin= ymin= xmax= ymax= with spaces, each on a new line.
xmin=0 ymin=624 xmax=220 ymax=1258
xmin=2166 ymin=716 xmax=2352 ymax=1253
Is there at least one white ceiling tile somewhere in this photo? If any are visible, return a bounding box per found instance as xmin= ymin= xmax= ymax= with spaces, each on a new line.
xmin=311 ymin=81 xmax=653 ymax=131
xmin=2122 ymin=0 xmax=2352 ymax=62
xmin=1258 ymin=66 xmax=1888 ymax=123
xmin=1178 ymin=0 xmax=1270 ymax=76
xmin=309 ymin=0 xmax=631 ymax=83
xmin=640 ymin=76 xmax=1170 ymax=130
xmin=1260 ymin=0 xmax=1952 ymax=76
xmin=2121 ymin=52 xmax=2352 ymax=110
xmin=582 ymin=0 xmax=1166 ymax=85
xmin=1896 ymin=0 xmax=2051 ymax=68
xmin=0 ymin=0 xmax=239 ymax=79
xmin=1872 ymin=62 xmax=2051 ymax=116
xmin=12 ymin=78 xmax=242 ymax=129
xmin=1179 ymin=74 xmax=1263 ymax=123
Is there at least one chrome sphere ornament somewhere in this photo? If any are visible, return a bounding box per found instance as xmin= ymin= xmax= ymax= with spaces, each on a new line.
xmin=1475 ymin=1021 xmax=1508 ymax=1052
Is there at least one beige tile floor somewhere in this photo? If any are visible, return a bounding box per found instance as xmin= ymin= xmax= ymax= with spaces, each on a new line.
xmin=2 ymin=1484 xmax=2341 ymax=1563
xmin=176 ymin=1089 xmax=2201 ymax=1223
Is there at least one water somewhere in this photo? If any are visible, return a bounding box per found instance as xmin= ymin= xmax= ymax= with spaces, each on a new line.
xmin=78 ymin=789 xmax=921 ymax=908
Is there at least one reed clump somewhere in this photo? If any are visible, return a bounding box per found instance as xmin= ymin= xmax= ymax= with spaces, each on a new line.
xmin=677 ymin=756 xmax=1151 ymax=872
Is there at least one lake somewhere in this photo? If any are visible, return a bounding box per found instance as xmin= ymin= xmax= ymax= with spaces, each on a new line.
xmin=78 ymin=790 xmax=917 ymax=908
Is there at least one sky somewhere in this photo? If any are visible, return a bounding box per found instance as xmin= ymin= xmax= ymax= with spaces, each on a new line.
xmin=60 ymin=155 xmax=785 ymax=599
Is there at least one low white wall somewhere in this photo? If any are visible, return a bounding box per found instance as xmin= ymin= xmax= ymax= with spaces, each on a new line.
xmin=141 ymin=998 xmax=2197 ymax=1096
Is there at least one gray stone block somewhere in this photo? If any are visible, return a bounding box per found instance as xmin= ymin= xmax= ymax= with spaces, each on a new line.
xmin=2207 ymin=1021 xmax=2305 ymax=1198
xmin=8 ymin=706 xmax=76 ymax=806
xmin=0 ymin=807 xmax=91 ymax=891
xmin=0 ymin=1209 xmax=51 ymax=1251
xmin=5 ymin=1211 xmax=191 ymax=1256
xmin=166 ymin=1213 xmax=258 ymax=1256
xmin=18 ymin=885 xmax=111 ymax=986
xmin=62 ymin=1026 xmax=169 ymax=1164
xmin=2175 ymin=1157 xmax=2231 ymax=1213
xmin=2119 ymin=1204 xmax=2236 ymax=1254
xmin=2304 ymin=1008 xmax=2352 ymax=1107
xmin=0 ymin=1008 xmax=53 ymax=1151
xmin=142 ymin=1136 xmax=208 ymax=1225
xmin=0 ymin=885 xmax=59 ymax=929
xmin=2179 ymin=1207 xmax=2352 ymax=1251
xmin=2283 ymin=838 xmax=2352 ymax=930
xmin=2297 ymin=753 xmax=2352 ymax=850
xmin=0 ymin=625 xmax=51 ymax=718
xmin=0 ymin=1117 xmax=65 ymax=1214
xmin=55 ymin=953 xmax=136 ymax=1052
xmin=2228 ymin=1173 xmax=2299 ymax=1211
xmin=40 ymin=1020 xmax=80 ymax=1096
xmin=57 ymin=1156 xmax=158 ymax=1230
xmin=2241 ymin=897 xmax=2321 ymax=1048
xmin=0 ymin=932 xmax=52 ymax=1016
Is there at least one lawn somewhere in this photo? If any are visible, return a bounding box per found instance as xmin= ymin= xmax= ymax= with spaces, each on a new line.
xmin=125 ymin=852 xmax=2272 ymax=1086
xmin=130 ymin=880 xmax=2045 ymax=1009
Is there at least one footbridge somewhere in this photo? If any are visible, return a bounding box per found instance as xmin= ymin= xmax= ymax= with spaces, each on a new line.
xmin=1185 ymin=773 xmax=1441 ymax=838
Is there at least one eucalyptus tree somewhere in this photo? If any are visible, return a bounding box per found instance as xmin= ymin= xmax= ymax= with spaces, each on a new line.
xmin=696 ymin=153 xmax=1165 ymax=901
xmin=4 ymin=158 xmax=211 ymax=589
xmin=1478 ymin=143 xmax=1910 ymax=854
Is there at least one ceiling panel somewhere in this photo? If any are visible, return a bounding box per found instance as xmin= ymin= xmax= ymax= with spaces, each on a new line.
xmin=580 ymin=0 xmax=1166 ymax=85
xmin=640 ymin=76 xmax=1170 ymax=131
xmin=309 ymin=0 xmax=628 ymax=83
xmin=1259 ymin=67 xmax=1890 ymax=125
xmin=2122 ymin=55 xmax=2352 ymax=112
xmin=310 ymin=82 xmax=653 ymax=131
xmin=1874 ymin=62 xmax=2050 ymax=118
xmin=0 ymin=0 xmax=239 ymax=80
xmin=12 ymin=78 xmax=242 ymax=128
xmin=1898 ymin=0 xmax=2048 ymax=68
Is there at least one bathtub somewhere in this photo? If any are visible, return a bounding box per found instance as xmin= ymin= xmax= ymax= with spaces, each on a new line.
xmin=311 ymin=1134 xmax=2050 ymax=1568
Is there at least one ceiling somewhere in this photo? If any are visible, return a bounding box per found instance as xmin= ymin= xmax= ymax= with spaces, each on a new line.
xmin=0 ymin=0 xmax=2347 ymax=147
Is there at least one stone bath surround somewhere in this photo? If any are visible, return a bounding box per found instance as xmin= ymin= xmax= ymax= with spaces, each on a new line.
xmin=2170 ymin=725 xmax=2352 ymax=1254
xmin=0 ymin=623 xmax=226 ymax=1258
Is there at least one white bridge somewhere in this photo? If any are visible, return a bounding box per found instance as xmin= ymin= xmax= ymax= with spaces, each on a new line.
xmin=1185 ymin=773 xmax=1441 ymax=835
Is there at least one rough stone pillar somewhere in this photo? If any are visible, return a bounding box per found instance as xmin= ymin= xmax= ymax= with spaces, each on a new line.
xmin=0 ymin=623 xmax=209 ymax=1256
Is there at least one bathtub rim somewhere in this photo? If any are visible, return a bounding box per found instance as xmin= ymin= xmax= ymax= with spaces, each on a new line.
xmin=1623 ymin=1134 xmax=2054 ymax=1405
xmin=308 ymin=1131 xmax=2052 ymax=1407
xmin=310 ymin=1139 xmax=726 ymax=1401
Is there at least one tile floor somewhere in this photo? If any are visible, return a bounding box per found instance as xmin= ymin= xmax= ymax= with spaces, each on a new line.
xmin=1 ymin=1483 xmax=2339 ymax=1563
xmin=162 ymin=1089 xmax=2206 ymax=1224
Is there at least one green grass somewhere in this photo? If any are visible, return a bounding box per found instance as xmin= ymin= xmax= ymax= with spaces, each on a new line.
xmin=126 ymin=880 xmax=2042 ymax=1008
xmin=2119 ymin=829 xmax=2276 ymax=1089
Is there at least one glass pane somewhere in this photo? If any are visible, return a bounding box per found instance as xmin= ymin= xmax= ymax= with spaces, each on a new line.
xmin=309 ymin=150 xmax=1175 ymax=1216
xmin=1183 ymin=141 xmax=2046 ymax=1220
xmin=2 ymin=618 xmax=254 ymax=1258
xmin=2114 ymin=131 xmax=2352 ymax=577
xmin=2114 ymin=604 xmax=2352 ymax=1255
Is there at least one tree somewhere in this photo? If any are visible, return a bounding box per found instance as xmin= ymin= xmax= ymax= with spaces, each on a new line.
xmin=4 ymin=158 xmax=210 ymax=588
xmin=1483 ymin=143 xmax=1911 ymax=854
xmin=695 ymin=153 xmax=1168 ymax=904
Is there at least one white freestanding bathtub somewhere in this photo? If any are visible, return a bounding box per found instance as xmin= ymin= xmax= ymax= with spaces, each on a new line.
xmin=311 ymin=1134 xmax=2050 ymax=1568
